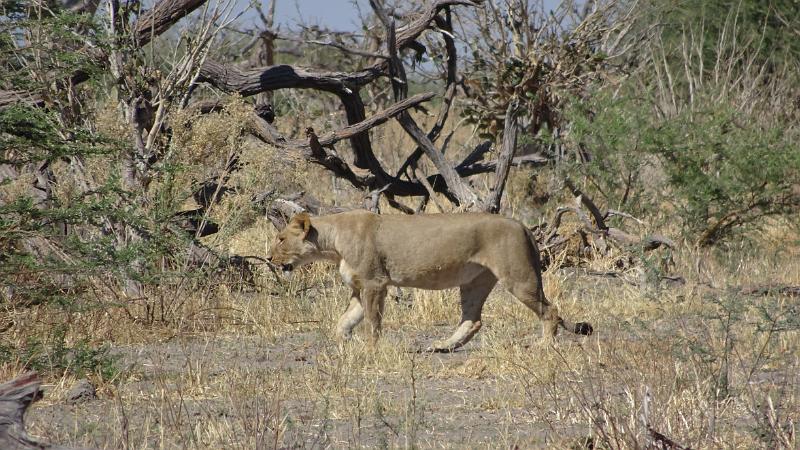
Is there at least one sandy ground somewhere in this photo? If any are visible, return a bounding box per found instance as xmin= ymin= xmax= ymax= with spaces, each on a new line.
xmin=20 ymin=270 xmax=800 ymax=449
xmin=27 ymin=331 xmax=598 ymax=448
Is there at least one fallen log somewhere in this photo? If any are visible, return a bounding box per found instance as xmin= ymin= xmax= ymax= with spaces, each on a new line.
xmin=0 ymin=372 xmax=77 ymax=449
xmin=531 ymin=184 xmax=677 ymax=272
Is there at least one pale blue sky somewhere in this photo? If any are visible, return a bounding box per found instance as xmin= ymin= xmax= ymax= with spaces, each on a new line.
xmin=268 ymin=0 xmax=564 ymax=30
xmin=272 ymin=0 xmax=369 ymax=30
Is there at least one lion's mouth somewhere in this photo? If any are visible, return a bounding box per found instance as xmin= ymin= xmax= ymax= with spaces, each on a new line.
xmin=281 ymin=263 xmax=294 ymax=274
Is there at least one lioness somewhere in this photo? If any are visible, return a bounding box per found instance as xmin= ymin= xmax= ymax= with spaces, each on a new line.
xmin=266 ymin=210 xmax=592 ymax=351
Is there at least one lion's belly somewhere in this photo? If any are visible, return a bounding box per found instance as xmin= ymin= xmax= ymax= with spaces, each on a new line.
xmin=386 ymin=262 xmax=487 ymax=290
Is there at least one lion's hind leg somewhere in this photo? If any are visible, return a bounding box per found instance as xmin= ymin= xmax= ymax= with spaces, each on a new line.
xmin=507 ymin=282 xmax=562 ymax=340
xmin=507 ymin=281 xmax=593 ymax=340
xmin=428 ymin=271 xmax=496 ymax=353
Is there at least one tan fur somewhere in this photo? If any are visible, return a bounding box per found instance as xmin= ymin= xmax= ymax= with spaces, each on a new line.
xmin=266 ymin=211 xmax=592 ymax=351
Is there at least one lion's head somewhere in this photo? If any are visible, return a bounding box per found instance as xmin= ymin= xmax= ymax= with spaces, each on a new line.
xmin=266 ymin=213 xmax=319 ymax=274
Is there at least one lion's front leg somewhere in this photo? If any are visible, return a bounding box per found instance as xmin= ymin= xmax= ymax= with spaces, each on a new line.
xmin=336 ymin=289 xmax=364 ymax=339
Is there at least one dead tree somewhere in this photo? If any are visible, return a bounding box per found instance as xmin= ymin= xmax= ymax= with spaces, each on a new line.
xmin=531 ymin=179 xmax=675 ymax=270
xmin=1 ymin=0 xmax=540 ymax=214
xmin=1 ymin=0 xmax=673 ymax=290
xmin=194 ymin=0 xmax=505 ymax=209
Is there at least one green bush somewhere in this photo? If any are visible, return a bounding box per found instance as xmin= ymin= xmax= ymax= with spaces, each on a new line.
xmin=560 ymin=95 xmax=654 ymax=216
xmin=649 ymin=104 xmax=799 ymax=244
xmin=0 ymin=325 xmax=119 ymax=380
xmin=565 ymin=91 xmax=800 ymax=245
xmin=0 ymin=104 xmax=191 ymax=306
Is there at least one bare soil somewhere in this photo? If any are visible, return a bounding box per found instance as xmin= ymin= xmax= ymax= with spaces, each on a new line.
xmin=20 ymin=269 xmax=800 ymax=449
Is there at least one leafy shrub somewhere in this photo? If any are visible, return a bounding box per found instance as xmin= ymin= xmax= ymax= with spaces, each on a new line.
xmin=0 ymin=325 xmax=119 ymax=380
xmin=648 ymin=104 xmax=799 ymax=245
xmin=565 ymin=91 xmax=800 ymax=245
xmin=0 ymin=104 xmax=191 ymax=306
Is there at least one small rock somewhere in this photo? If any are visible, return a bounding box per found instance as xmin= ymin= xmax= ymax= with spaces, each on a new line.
xmin=66 ymin=378 xmax=97 ymax=404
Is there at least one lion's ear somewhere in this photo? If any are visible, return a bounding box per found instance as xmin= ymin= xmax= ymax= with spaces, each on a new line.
xmin=290 ymin=212 xmax=312 ymax=237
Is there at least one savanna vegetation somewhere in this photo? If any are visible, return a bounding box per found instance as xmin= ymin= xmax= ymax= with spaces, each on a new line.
xmin=1 ymin=0 xmax=799 ymax=448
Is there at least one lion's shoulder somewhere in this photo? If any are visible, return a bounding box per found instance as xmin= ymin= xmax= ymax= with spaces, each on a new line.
xmin=316 ymin=210 xmax=379 ymax=237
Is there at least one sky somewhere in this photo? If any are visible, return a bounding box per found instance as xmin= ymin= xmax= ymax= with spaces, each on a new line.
xmin=271 ymin=0 xmax=370 ymax=30
xmin=266 ymin=0 xmax=565 ymax=31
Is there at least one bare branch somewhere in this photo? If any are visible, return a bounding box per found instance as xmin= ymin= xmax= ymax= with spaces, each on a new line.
xmin=197 ymin=60 xmax=376 ymax=96
xmin=483 ymin=100 xmax=518 ymax=213
xmin=0 ymin=90 xmax=45 ymax=110
xmin=412 ymin=166 xmax=445 ymax=212
xmin=197 ymin=1 xmax=484 ymax=99
xmin=384 ymin=193 xmax=416 ymax=214
xmin=456 ymin=140 xmax=494 ymax=168
xmin=0 ymin=372 xmax=78 ymax=450
xmin=135 ymin=0 xmax=209 ymax=47
xmin=247 ymin=93 xmax=436 ymax=197
xmin=396 ymin=111 xmax=476 ymax=206
xmin=396 ymin=10 xmax=460 ymax=178
xmin=456 ymin=153 xmax=548 ymax=176
xmin=320 ymin=92 xmax=433 ymax=146
xmin=300 ymin=38 xmax=389 ymax=59
xmin=564 ymin=178 xmax=608 ymax=230
xmin=606 ymin=209 xmax=646 ymax=225
xmin=370 ymin=0 xmax=407 ymax=101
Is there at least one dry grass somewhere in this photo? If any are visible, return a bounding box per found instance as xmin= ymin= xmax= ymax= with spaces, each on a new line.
xmin=5 ymin=225 xmax=797 ymax=448
xmin=3 ymin=110 xmax=799 ymax=449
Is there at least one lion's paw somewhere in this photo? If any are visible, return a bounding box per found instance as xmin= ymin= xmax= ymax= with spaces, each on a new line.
xmin=424 ymin=341 xmax=458 ymax=353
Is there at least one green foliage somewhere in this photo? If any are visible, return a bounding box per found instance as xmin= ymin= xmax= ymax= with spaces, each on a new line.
xmin=565 ymin=90 xmax=800 ymax=245
xmin=0 ymin=100 xmax=209 ymax=310
xmin=0 ymin=325 xmax=119 ymax=380
xmin=653 ymin=0 xmax=800 ymax=69
xmin=648 ymin=105 xmax=799 ymax=244
xmin=0 ymin=1 xmax=219 ymax=310
xmin=560 ymin=95 xmax=653 ymax=214
xmin=0 ymin=104 xmax=116 ymax=164
xmin=0 ymin=6 xmax=103 ymax=91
